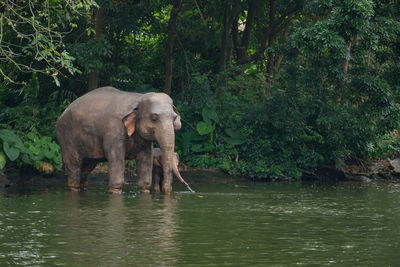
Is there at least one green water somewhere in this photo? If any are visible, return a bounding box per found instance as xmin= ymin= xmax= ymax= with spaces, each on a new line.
xmin=1 ymin=174 xmax=400 ymax=266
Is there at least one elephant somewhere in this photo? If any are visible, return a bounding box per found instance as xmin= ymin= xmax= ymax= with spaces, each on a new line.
xmin=56 ymin=86 xmax=181 ymax=194
xmin=151 ymin=148 xmax=194 ymax=193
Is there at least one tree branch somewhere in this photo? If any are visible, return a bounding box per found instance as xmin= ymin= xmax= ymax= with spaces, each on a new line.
xmin=193 ymin=0 xmax=205 ymax=23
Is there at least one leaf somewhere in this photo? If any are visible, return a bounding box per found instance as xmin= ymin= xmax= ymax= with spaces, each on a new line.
xmin=204 ymin=143 xmax=215 ymax=152
xmin=270 ymin=165 xmax=283 ymax=176
xmin=196 ymin=121 xmax=214 ymax=135
xmin=3 ymin=141 xmax=20 ymax=161
xmin=28 ymin=145 xmax=41 ymax=155
xmin=53 ymin=76 xmax=60 ymax=87
xmin=224 ymin=128 xmax=237 ymax=137
xmin=20 ymin=153 xmax=33 ymax=165
xmin=201 ymin=108 xmax=211 ymax=124
xmin=0 ymin=129 xmax=21 ymax=144
xmin=49 ymin=142 xmax=60 ymax=151
xmin=202 ymin=107 xmax=219 ymax=124
xmin=209 ymin=110 xmax=219 ymax=123
xmin=118 ymin=65 xmax=131 ymax=74
xmin=27 ymin=132 xmax=37 ymax=141
xmin=44 ymin=150 xmax=55 ymax=160
xmin=222 ymin=136 xmax=246 ymax=145
xmin=191 ymin=144 xmax=204 ymax=152
xmin=0 ymin=152 xmax=6 ymax=170
xmin=223 ymin=128 xmax=246 ymax=145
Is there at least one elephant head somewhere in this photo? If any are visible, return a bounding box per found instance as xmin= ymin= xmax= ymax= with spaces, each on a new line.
xmin=122 ymin=93 xmax=181 ymax=193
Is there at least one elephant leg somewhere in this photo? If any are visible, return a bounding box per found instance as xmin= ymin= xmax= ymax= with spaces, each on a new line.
xmin=64 ymin=154 xmax=82 ymax=191
xmin=152 ymin=166 xmax=162 ymax=192
xmin=80 ymin=159 xmax=98 ymax=190
xmin=137 ymin=143 xmax=153 ymax=193
xmin=104 ymin=137 xmax=125 ymax=194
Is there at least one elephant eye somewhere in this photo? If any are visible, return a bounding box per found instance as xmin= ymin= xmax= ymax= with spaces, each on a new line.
xmin=151 ymin=113 xmax=159 ymax=122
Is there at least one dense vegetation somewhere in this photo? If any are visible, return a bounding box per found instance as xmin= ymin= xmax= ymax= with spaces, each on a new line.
xmin=1 ymin=0 xmax=399 ymax=179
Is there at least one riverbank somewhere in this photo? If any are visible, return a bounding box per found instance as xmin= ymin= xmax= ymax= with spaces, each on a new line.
xmin=1 ymin=156 xmax=400 ymax=188
xmin=301 ymin=157 xmax=400 ymax=182
xmin=0 ymin=163 xmax=246 ymax=188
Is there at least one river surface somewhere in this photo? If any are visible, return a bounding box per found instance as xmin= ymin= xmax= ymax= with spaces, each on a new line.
xmin=1 ymin=172 xmax=400 ymax=266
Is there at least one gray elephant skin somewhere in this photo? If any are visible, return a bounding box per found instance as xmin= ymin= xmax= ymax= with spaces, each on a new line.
xmin=56 ymin=87 xmax=181 ymax=194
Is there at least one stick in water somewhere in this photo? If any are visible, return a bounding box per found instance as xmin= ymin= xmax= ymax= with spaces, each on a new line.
xmin=186 ymin=185 xmax=195 ymax=193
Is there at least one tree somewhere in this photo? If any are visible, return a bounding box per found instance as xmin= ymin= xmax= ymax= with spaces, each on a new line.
xmin=87 ymin=4 xmax=106 ymax=91
xmin=164 ymin=0 xmax=183 ymax=95
xmin=0 ymin=0 xmax=96 ymax=85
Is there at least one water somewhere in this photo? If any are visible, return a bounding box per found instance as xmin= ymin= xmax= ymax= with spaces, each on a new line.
xmin=1 ymin=173 xmax=400 ymax=266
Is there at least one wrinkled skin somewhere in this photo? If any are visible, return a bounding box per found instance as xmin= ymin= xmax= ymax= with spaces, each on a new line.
xmin=151 ymin=147 xmax=190 ymax=192
xmin=56 ymin=87 xmax=181 ymax=194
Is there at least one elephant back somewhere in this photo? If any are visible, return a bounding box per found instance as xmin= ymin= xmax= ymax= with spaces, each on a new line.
xmin=60 ymin=87 xmax=142 ymax=122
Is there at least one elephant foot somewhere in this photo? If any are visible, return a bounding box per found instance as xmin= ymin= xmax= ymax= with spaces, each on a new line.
xmin=152 ymin=184 xmax=161 ymax=193
xmin=80 ymin=181 xmax=89 ymax=188
xmin=162 ymin=187 xmax=172 ymax=195
xmin=108 ymin=188 xmax=122 ymax=194
xmin=140 ymin=189 xmax=150 ymax=194
xmin=68 ymin=185 xmax=81 ymax=192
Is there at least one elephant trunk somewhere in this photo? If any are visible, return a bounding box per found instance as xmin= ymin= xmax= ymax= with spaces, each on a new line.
xmin=172 ymin=161 xmax=195 ymax=193
xmin=157 ymin=128 xmax=175 ymax=194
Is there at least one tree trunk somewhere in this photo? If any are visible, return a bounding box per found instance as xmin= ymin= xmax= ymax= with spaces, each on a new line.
xmin=343 ymin=40 xmax=352 ymax=73
xmin=236 ymin=0 xmax=298 ymax=68
xmin=219 ymin=3 xmax=229 ymax=72
xmin=218 ymin=0 xmax=240 ymax=72
xmin=237 ymin=0 xmax=258 ymax=60
xmin=87 ymin=5 xmax=106 ymax=92
xmin=164 ymin=0 xmax=182 ymax=96
xmin=231 ymin=13 xmax=240 ymax=58
xmin=266 ymin=0 xmax=276 ymax=81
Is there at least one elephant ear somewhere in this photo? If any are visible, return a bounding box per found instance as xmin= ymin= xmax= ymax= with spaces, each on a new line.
xmin=123 ymin=110 xmax=137 ymax=136
xmin=173 ymin=105 xmax=182 ymax=130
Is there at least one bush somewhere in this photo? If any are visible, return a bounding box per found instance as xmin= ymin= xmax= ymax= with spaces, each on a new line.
xmin=0 ymin=129 xmax=61 ymax=172
xmin=174 ymin=67 xmax=400 ymax=180
xmin=0 ymin=75 xmax=65 ymax=173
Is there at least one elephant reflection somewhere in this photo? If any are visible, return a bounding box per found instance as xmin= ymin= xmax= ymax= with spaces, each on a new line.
xmin=59 ymin=192 xmax=180 ymax=265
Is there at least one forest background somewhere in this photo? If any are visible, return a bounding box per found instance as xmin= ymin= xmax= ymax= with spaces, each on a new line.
xmin=0 ymin=0 xmax=399 ymax=180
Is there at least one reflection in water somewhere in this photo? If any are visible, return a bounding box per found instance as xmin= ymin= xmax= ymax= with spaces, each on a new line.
xmin=57 ymin=190 xmax=180 ymax=266
xmin=1 ymin=180 xmax=400 ymax=266
xmin=130 ymin=194 xmax=180 ymax=266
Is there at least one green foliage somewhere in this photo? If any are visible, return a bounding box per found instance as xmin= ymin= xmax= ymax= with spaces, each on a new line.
xmin=0 ymin=0 xmax=96 ymax=84
xmin=0 ymin=151 xmax=6 ymax=170
xmin=0 ymin=129 xmax=61 ymax=171
xmin=1 ymin=0 xmax=400 ymax=181
xmin=0 ymin=129 xmax=26 ymax=162
xmin=0 ymin=72 xmax=64 ymax=172
xmin=196 ymin=121 xmax=214 ymax=136
xmin=69 ymin=35 xmax=113 ymax=74
xmin=196 ymin=107 xmax=218 ymax=142
xmin=24 ymin=132 xmax=62 ymax=170
xmin=0 ymin=74 xmax=71 ymax=137
xmin=367 ymin=131 xmax=400 ymax=159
